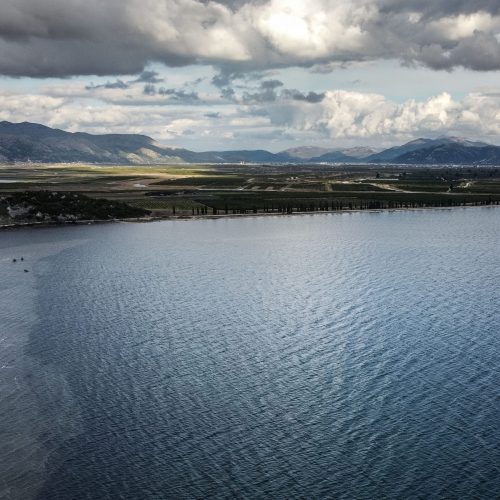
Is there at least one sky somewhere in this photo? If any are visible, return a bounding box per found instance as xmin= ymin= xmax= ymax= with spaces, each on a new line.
xmin=0 ymin=0 xmax=500 ymax=151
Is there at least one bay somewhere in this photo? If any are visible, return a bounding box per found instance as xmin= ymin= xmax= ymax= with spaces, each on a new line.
xmin=1 ymin=208 xmax=499 ymax=499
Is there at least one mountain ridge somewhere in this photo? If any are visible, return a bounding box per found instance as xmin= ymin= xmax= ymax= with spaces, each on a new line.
xmin=0 ymin=121 xmax=499 ymax=165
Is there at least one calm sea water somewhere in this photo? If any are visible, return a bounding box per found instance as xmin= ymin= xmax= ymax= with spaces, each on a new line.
xmin=1 ymin=208 xmax=499 ymax=499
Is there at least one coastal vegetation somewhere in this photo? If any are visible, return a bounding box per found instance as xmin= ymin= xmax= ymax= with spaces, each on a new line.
xmin=0 ymin=190 xmax=149 ymax=224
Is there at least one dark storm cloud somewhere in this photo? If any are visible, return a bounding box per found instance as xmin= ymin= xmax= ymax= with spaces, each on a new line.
xmin=220 ymin=87 xmax=236 ymax=100
xmin=143 ymin=83 xmax=156 ymax=96
xmin=0 ymin=0 xmax=500 ymax=77
xmin=212 ymin=69 xmax=271 ymax=102
xmin=131 ymin=71 xmax=164 ymax=84
xmin=260 ymin=80 xmax=284 ymax=89
xmin=282 ymin=90 xmax=326 ymax=103
xmin=211 ymin=73 xmax=234 ymax=89
xmin=446 ymin=32 xmax=500 ymax=71
xmin=86 ymin=79 xmax=129 ymax=90
xmin=143 ymin=84 xmax=200 ymax=102
xmin=211 ymin=69 xmax=269 ymax=88
xmin=158 ymin=88 xmax=200 ymax=101
xmin=242 ymin=80 xmax=283 ymax=103
xmin=189 ymin=77 xmax=206 ymax=86
xmin=242 ymin=81 xmax=325 ymax=104
xmin=379 ymin=0 xmax=500 ymax=18
xmin=400 ymin=31 xmax=500 ymax=71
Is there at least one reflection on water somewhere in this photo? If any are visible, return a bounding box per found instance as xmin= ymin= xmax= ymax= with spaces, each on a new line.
xmin=1 ymin=209 xmax=500 ymax=499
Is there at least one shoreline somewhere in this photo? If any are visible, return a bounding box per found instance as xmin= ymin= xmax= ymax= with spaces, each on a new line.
xmin=1 ymin=203 xmax=499 ymax=231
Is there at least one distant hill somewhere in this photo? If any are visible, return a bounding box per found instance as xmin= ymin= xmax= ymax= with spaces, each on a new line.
xmin=282 ymin=146 xmax=376 ymax=162
xmin=0 ymin=121 xmax=293 ymax=164
xmin=281 ymin=146 xmax=336 ymax=160
xmin=310 ymin=147 xmax=377 ymax=162
xmin=366 ymin=137 xmax=494 ymax=164
xmin=394 ymin=144 xmax=500 ymax=165
xmin=0 ymin=121 xmax=190 ymax=164
xmin=341 ymin=147 xmax=377 ymax=159
xmin=310 ymin=151 xmax=357 ymax=162
xmin=0 ymin=121 xmax=499 ymax=165
xmin=199 ymin=150 xmax=291 ymax=163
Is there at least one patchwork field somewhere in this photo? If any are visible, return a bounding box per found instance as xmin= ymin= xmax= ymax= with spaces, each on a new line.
xmin=2 ymin=162 xmax=500 ymax=222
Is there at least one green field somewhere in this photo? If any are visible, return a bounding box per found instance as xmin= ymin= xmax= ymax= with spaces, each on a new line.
xmin=1 ymin=162 xmax=500 ymax=219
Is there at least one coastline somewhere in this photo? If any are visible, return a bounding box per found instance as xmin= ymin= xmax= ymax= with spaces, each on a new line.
xmin=1 ymin=203 xmax=498 ymax=231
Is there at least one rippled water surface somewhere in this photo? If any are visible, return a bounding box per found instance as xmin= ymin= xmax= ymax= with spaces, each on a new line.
xmin=1 ymin=208 xmax=500 ymax=499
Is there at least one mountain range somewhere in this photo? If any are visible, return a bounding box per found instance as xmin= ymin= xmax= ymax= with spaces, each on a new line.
xmin=1 ymin=121 xmax=499 ymax=165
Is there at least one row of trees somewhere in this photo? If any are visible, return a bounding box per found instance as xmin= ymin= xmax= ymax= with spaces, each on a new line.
xmin=169 ymin=197 xmax=500 ymax=216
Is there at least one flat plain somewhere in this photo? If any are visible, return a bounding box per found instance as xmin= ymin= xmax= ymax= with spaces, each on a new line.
xmin=1 ymin=163 xmax=500 ymax=223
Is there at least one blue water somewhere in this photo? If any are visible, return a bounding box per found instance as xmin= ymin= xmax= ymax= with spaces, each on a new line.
xmin=1 ymin=208 xmax=500 ymax=499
